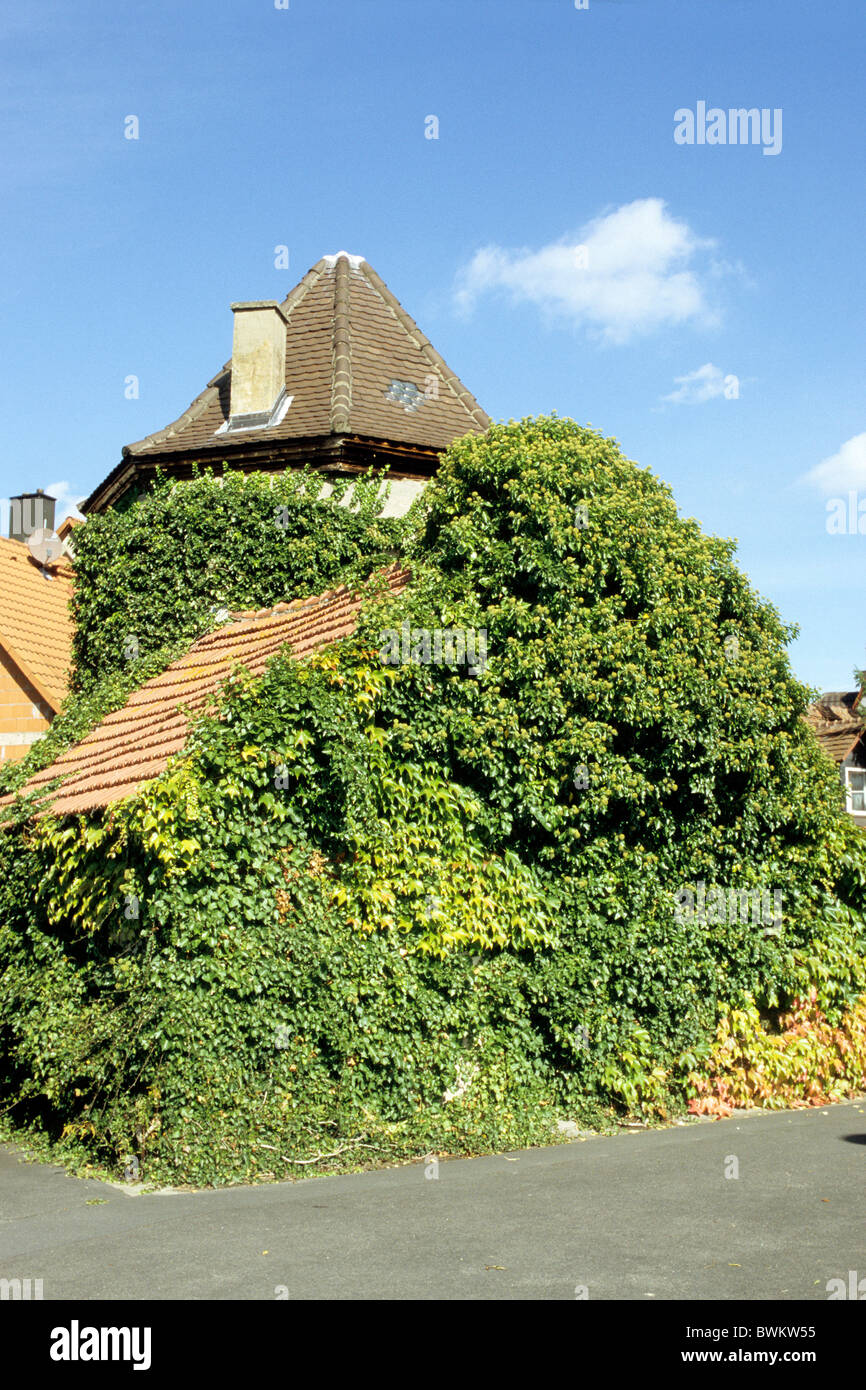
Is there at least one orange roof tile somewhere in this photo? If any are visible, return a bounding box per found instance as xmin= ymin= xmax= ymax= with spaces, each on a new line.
xmin=8 ymin=567 xmax=409 ymax=818
xmin=0 ymin=536 xmax=74 ymax=711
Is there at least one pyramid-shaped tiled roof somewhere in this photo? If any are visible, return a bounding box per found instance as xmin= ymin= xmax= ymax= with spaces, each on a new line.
xmin=0 ymin=536 xmax=74 ymax=712
xmin=84 ymin=254 xmax=488 ymax=512
xmin=5 ymin=566 xmax=409 ymax=818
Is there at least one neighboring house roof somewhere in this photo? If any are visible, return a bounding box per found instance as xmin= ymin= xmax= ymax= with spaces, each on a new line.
xmin=84 ymin=253 xmax=490 ymax=512
xmin=0 ymin=536 xmax=74 ymax=712
xmin=56 ymin=516 xmax=83 ymax=543
xmin=7 ymin=567 xmax=410 ymax=818
xmin=805 ymin=690 xmax=864 ymax=765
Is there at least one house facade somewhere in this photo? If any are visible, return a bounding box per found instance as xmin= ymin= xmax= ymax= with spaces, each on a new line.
xmin=82 ymin=252 xmax=489 ymax=517
xmin=0 ymin=492 xmax=74 ymax=765
xmin=805 ymin=690 xmax=866 ymax=828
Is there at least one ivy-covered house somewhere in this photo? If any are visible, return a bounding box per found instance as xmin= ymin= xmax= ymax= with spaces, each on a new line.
xmin=806 ymin=691 xmax=866 ymax=828
xmin=4 ymin=415 xmax=866 ymax=1184
xmin=82 ymin=252 xmax=489 ymax=517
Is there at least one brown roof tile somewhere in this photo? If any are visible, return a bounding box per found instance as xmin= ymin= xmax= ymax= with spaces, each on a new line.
xmin=0 ymin=536 xmax=74 ymax=711
xmin=805 ymin=690 xmax=864 ymax=765
xmin=6 ymin=567 xmax=409 ymax=818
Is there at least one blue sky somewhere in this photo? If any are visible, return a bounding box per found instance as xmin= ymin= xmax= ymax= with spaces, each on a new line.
xmin=1 ymin=0 xmax=863 ymax=692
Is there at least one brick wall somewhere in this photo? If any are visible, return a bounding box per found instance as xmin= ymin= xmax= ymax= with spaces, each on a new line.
xmin=0 ymin=645 xmax=53 ymax=763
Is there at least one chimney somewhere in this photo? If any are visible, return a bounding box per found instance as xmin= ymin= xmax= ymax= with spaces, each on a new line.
xmin=9 ymin=489 xmax=56 ymax=542
xmin=229 ymin=301 xmax=288 ymax=426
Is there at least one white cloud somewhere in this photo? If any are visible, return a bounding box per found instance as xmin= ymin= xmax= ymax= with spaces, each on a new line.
xmin=662 ymin=362 xmax=734 ymax=405
xmin=802 ymin=434 xmax=866 ymax=494
xmin=454 ymin=198 xmax=720 ymax=344
xmin=44 ymin=480 xmax=87 ymax=526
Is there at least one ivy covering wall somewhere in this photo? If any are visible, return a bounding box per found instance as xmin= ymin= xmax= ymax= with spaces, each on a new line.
xmin=68 ymin=466 xmax=409 ymax=689
xmin=1 ymin=418 xmax=865 ymax=1186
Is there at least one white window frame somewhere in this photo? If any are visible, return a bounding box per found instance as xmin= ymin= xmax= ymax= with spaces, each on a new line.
xmin=845 ymin=765 xmax=866 ymax=815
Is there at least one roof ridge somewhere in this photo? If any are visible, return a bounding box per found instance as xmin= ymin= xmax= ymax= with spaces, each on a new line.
xmin=224 ymin=595 xmax=309 ymax=625
xmin=358 ymin=260 xmax=490 ymax=431
xmin=203 ymin=563 xmax=409 ymax=638
xmin=278 ymin=256 xmax=330 ymax=323
xmin=222 ymin=588 xmax=346 ymax=629
xmin=330 ymin=253 xmax=353 ymax=433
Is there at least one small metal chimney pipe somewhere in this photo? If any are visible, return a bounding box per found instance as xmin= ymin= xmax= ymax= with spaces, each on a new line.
xmin=9 ymin=489 xmax=56 ymax=541
xmin=229 ymin=301 xmax=288 ymax=423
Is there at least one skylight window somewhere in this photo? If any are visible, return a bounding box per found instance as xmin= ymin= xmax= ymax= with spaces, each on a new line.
xmin=385 ymin=379 xmax=425 ymax=414
xmin=215 ymin=390 xmax=293 ymax=436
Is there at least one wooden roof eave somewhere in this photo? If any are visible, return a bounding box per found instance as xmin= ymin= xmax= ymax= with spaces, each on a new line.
xmin=82 ymin=435 xmax=443 ymax=512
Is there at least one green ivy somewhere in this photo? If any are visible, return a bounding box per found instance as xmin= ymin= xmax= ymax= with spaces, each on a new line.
xmin=2 ymin=416 xmax=866 ymax=1186
xmin=69 ymin=465 xmax=410 ymax=689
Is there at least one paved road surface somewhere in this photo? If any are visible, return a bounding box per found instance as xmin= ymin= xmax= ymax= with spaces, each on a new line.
xmin=1 ymin=1101 xmax=864 ymax=1300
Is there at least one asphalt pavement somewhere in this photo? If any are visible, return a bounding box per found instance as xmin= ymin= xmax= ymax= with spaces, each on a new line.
xmin=1 ymin=1101 xmax=864 ymax=1300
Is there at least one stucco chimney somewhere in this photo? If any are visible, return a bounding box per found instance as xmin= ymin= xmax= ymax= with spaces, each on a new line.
xmin=9 ymin=489 xmax=56 ymax=541
xmin=229 ymin=301 xmax=288 ymax=425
